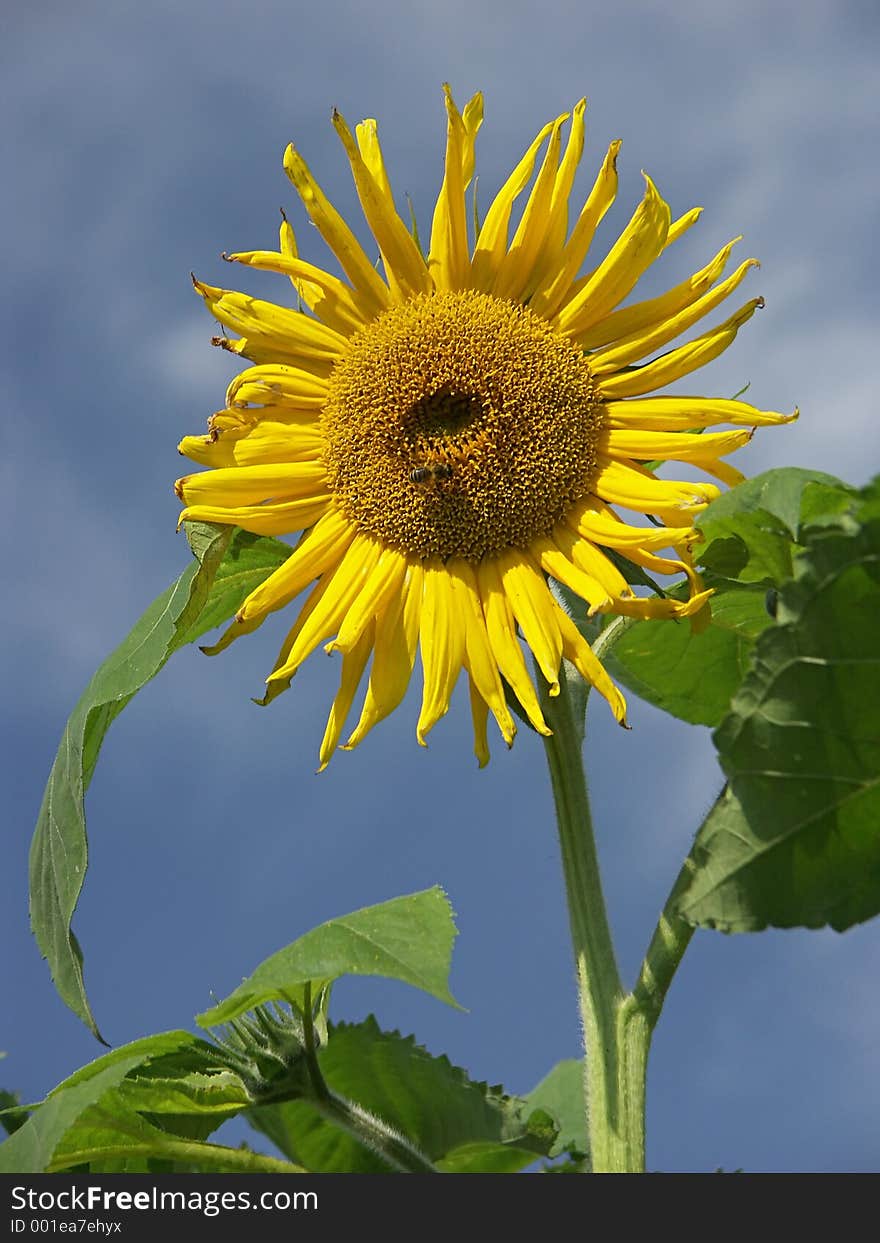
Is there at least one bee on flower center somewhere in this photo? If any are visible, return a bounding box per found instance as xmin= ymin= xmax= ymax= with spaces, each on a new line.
xmin=410 ymin=463 xmax=454 ymax=485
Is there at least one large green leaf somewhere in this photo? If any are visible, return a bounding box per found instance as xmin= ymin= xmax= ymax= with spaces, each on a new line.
xmin=695 ymin=467 xmax=852 ymax=585
xmin=604 ymin=581 xmax=769 ymax=726
xmin=0 ymin=1057 xmax=145 ymax=1173
xmin=30 ymin=525 xmax=291 ymax=1038
xmin=198 ymin=887 xmax=460 ymax=1027
xmin=602 ymin=470 xmax=855 ymax=727
xmin=524 ymin=1059 xmax=588 ymax=1159
xmin=248 ymin=1017 xmax=553 ymax=1174
xmin=677 ymin=478 xmax=880 ymax=931
xmin=0 ymin=1029 xmax=300 ymax=1173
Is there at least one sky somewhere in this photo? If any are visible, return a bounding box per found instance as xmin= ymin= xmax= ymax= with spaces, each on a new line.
xmin=3 ymin=0 xmax=878 ymax=1173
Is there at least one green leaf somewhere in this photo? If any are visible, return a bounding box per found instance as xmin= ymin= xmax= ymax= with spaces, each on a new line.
xmin=604 ymin=580 xmax=770 ymax=726
xmin=601 ymin=470 xmax=857 ymax=727
xmin=524 ymin=1059 xmax=588 ymax=1158
xmin=0 ymin=1029 xmax=300 ymax=1173
xmin=29 ymin=525 xmax=291 ymax=1038
xmin=677 ymin=478 xmax=880 ymax=932
xmin=436 ymin=1141 xmax=541 ymax=1173
xmin=198 ymin=887 xmax=460 ymax=1027
xmin=177 ymin=527 xmax=292 ymax=645
xmin=248 ymin=1017 xmax=552 ymax=1173
xmin=696 ymin=467 xmax=852 ymax=585
xmin=0 ymin=1091 xmax=28 ymax=1137
xmin=0 ymin=1057 xmax=145 ymax=1173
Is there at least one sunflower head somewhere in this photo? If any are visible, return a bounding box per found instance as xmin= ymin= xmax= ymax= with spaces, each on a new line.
xmin=176 ymin=88 xmax=796 ymax=769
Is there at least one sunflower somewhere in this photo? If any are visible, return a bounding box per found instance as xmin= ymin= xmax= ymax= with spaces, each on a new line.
xmin=176 ymin=88 xmax=795 ymax=769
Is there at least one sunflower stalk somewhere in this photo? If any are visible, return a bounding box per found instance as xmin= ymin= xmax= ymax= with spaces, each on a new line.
xmin=539 ymin=659 xmax=691 ymax=1173
xmin=299 ymin=983 xmax=438 ymax=1174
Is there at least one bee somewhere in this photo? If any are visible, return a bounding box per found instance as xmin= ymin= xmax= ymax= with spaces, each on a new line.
xmin=410 ymin=463 xmax=454 ymax=485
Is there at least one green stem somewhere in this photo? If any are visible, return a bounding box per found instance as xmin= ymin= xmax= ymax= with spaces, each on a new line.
xmin=300 ymin=982 xmax=436 ymax=1174
xmin=540 ymin=659 xmax=700 ymax=1172
xmin=539 ymin=670 xmax=634 ymax=1172
xmin=311 ymin=1093 xmax=438 ymax=1174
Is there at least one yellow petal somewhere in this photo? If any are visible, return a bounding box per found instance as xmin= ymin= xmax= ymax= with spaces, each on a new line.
xmin=416 ymin=560 xmax=467 ymax=744
xmin=226 ymin=364 xmax=328 ymax=411
xmin=491 ymin=112 xmax=568 ymax=301
xmin=597 ymin=298 xmax=763 ymax=398
xmin=467 ymin=677 xmax=491 ymax=768
xmin=536 ymin=99 xmax=587 ymax=277
xmin=530 ymin=532 xmax=612 ymax=612
xmin=529 ymin=139 xmax=621 ymax=319
xmin=193 ymin=278 xmax=348 ymax=370
xmin=470 ymin=119 xmax=555 ymax=292
xmin=697 ymin=458 xmax=748 ymax=487
xmin=283 ymin=142 xmax=391 ymax=313
xmin=665 ymin=206 xmax=703 ymax=247
xmin=278 ymin=212 xmax=326 ymax=311
xmin=476 ymin=558 xmax=551 ymax=736
xmin=601 ymin=427 xmax=754 ymax=466
xmin=254 ymin=574 xmax=334 ymax=704
xmin=318 ymin=624 xmax=374 ymax=771
xmin=550 ymin=524 xmax=632 ymax=598
xmin=344 ymin=561 xmax=423 ymax=749
xmin=579 ymin=236 xmax=743 ymax=352
xmin=495 ymin=549 xmax=563 ymax=695
xmin=590 ymin=258 xmax=759 ymax=371
xmin=428 ymin=86 xmax=483 ymax=291
xmin=175 ymin=460 xmax=327 ymax=507
xmin=332 ymin=109 xmax=431 ymax=301
xmin=178 ymin=423 xmax=322 ymax=469
xmin=327 ymin=545 xmax=408 ymax=654
xmin=236 ymin=507 xmax=355 ymax=626
xmin=179 ymin=495 xmax=330 ymax=537
xmin=224 ymin=250 xmax=374 ymax=336
xmin=593 ymin=455 xmax=720 ymax=513
xmin=556 ymin=173 xmax=671 ymax=337
xmin=603 ymin=395 xmax=799 ymax=431
xmin=608 ymin=587 xmax=714 ymax=621
xmin=451 ymin=559 xmax=516 ymax=746
xmin=552 ymin=605 xmax=627 ymax=725
xmin=197 ymin=508 xmax=353 ymax=658
xmin=566 ymin=496 xmax=694 ymax=552
xmin=269 ymin=535 xmax=383 ymax=682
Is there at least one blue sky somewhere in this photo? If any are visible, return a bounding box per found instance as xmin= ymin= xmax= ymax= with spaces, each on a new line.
xmin=3 ymin=0 xmax=878 ymax=1172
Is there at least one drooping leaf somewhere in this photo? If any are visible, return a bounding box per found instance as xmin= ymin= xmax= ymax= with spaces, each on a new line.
xmin=677 ymin=477 xmax=880 ymax=931
xmin=177 ymin=527 xmax=292 ymax=645
xmin=248 ymin=1017 xmax=554 ymax=1174
xmin=197 ymin=887 xmax=460 ymax=1027
xmin=30 ymin=525 xmax=291 ymax=1038
xmin=524 ymin=1059 xmax=588 ymax=1158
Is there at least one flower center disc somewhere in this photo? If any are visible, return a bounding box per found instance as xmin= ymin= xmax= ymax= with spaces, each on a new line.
xmin=322 ymin=290 xmax=604 ymax=560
